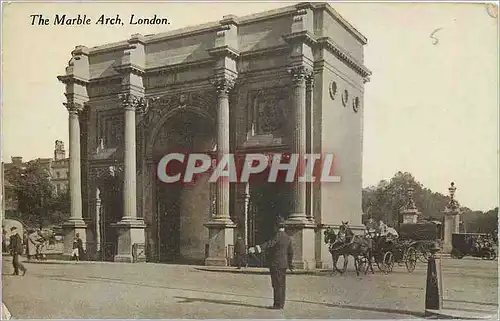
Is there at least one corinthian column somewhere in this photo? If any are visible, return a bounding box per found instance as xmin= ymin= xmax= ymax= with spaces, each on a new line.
xmin=65 ymin=102 xmax=84 ymax=222
xmin=62 ymin=101 xmax=87 ymax=260
xmin=119 ymin=93 xmax=143 ymax=220
xmin=204 ymin=76 xmax=237 ymax=267
xmin=112 ymin=93 xmax=146 ymax=263
xmin=288 ymin=66 xmax=312 ymax=221
xmin=212 ymin=77 xmax=235 ymax=222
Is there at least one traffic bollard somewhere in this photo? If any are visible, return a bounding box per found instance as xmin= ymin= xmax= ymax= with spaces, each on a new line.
xmin=425 ymin=243 xmax=441 ymax=315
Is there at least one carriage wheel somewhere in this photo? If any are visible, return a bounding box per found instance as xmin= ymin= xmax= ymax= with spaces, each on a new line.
xmin=383 ymin=251 xmax=394 ymax=273
xmin=405 ymin=247 xmax=417 ymax=273
xmin=490 ymin=251 xmax=497 ymax=260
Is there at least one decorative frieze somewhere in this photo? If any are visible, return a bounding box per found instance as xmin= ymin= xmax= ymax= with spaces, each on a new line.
xmin=143 ymin=91 xmax=216 ymax=128
xmin=88 ymin=82 xmax=122 ymax=97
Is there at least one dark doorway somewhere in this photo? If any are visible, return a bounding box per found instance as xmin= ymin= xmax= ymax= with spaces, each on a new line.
xmin=248 ymin=182 xmax=291 ymax=266
xmin=157 ymin=185 xmax=182 ymax=262
xmin=100 ymin=176 xmax=122 ymax=261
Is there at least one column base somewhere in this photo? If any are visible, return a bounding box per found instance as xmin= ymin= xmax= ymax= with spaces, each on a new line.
xmin=285 ymin=219 xmax=316 ymax=270
xmin=62 ymin=219 xmax=87 ymax=259
xmin=204 ymin=219 xmax=236 ymax=266
xmin=111 ymin=218 xmax=146 ymax=263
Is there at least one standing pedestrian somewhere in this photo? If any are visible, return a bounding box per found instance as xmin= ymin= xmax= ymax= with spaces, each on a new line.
xmin=72 ymin=233 xmax=84 ymax=261
xmin=9 ymin=227 xmax=27 ymax=276
xmin=2 ymin=226 xmax=7 ymax=253
xmin=27 ymin=229 xmax=40 ymax=261
xmin=249 ymin=216 xmax=294 ymax=310
xmin=234 ymin=235 xmax=246 ymax=269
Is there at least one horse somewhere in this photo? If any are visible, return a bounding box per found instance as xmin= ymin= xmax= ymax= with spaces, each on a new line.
xmin=327 ymin=222 xmax=375 ymax=276
xmin=324 ymin=226 xmax=349 ymax=274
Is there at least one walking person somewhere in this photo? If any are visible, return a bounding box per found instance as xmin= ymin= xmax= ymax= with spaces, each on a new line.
xmin=249 ymin=216 xmax=294 ymax=310
xmin=9 ymin=227 xmax=27 ymax=276
xmin=234 ymin=235 xmax=247 ymax=269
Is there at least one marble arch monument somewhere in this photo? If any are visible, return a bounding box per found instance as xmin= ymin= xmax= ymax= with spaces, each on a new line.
xmin=57 ymin=2 xmax=371 ymax=268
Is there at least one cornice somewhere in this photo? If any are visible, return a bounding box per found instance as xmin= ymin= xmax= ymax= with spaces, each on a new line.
xmin=313 ymin=3 xmax=368 ymax=45
xmin=317 ymin=37 xmax=371 ymax=79
xmin=57 ymin=75 xmax=89 ymax=86
xmin=114 ymin=64 xmax=146 ymax=76
xmin=144 ymin=22 xmax=221 ymax=45
xmin=89 ymin=75 xmax=123 ymax=85
xmin=88 ymin=41 xmax=132 ymax=55
xmin=207 ymin=45 xmax=240 ymax=59
xmin=239 ymin=45 xmax=290 ymax=59
xmin=146 ymin=58 xmax=214 ymax=75
xmin=282 ymin=30 xmax=317 ymax=47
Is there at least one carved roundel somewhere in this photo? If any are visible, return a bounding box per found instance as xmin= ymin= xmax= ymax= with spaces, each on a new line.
xmin=353 ymin=97 xmax=360 ymax=113
xmin=329 ymin=81 xmax=337 ymax=100
xmin=341 ymin=89 xmax=349 ymax=107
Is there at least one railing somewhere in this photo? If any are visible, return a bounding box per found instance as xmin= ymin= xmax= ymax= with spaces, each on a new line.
xmin=84 ymin=242 xmax=115 ymax=261
xmin=226 ymin=244 xmax=266 ymax=267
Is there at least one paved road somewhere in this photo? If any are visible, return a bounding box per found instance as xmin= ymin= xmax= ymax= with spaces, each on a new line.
xmin=2 ymin=256 xmax=498 ymax=319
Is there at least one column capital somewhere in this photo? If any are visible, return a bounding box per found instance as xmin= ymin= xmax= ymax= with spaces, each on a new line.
xmin=306 ymin=72 xmax=314 ymax=89
xmin=210 ymin=76 xmax=236 ymax=96
xmin=288 ymin=66 xmax=313 ymax=85
xmin=119 ymin=93 xmax=146 ymax=112
xmin=64 ymin=101 xmax=85 ymax=114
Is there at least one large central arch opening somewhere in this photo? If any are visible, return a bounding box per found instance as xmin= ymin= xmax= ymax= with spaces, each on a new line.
xmin=152 ymin=109 xmax=215 ymax=263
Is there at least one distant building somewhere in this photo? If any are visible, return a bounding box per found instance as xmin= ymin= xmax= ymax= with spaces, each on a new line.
xmin=2 ymin=140 xmax=70 ymax=197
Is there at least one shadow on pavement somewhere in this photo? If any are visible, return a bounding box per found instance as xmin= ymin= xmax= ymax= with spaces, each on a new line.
xmin=174 ymin=295 xmax=425 ymax=318
xmin=33 ymin=274 xmax=425 ymax=318
xmin=322 ymin=302 xmax=425 ymax=318
xmin=174 ymin=296 xmax=270 ymax=309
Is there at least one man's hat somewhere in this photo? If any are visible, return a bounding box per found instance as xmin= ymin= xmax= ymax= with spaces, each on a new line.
xmin=276 ymin=216 xmax=286 ymax=228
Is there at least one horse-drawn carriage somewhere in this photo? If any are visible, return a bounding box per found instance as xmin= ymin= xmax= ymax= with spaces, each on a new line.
xmin=369 ymin=234 xmax=418 ymax=273
xmin=370 ymin=221 xmax=441 ymax=274
xmin=324 ymin=220 xmax=440 ymax=275
xmin=450 ymin=233 xmax=497 ymax=260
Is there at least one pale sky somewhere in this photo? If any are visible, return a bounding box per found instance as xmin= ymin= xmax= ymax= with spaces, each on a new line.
xmin=1 ymin=2 xmax=498 ymax=211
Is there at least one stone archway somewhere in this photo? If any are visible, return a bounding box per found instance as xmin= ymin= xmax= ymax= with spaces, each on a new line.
xmin=150 ymin=108 xmax=216 ymax=263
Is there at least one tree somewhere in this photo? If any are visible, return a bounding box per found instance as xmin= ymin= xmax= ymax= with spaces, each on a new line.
xmin=362 ymin=171 xmax=456 ymax=227
xmin=462 ymin=207 xmax=498 ymax=235
xmin=5 ymin=160 xmax=60 ymax=228
xmin=50 ymin=188 xmax=71 ymax=225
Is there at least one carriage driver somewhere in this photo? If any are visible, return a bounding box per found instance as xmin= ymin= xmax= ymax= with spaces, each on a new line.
xmin=365 ymin=217 xmax=378 ymax=238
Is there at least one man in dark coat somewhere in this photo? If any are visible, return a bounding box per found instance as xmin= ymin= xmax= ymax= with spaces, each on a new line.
xmin=72 ymin=233 xmax=85 ymax=261
xmin=9 ymin=227 xmax=27 ymax=276
xmin=234 ymin=235 xmax=246 ymax=269
xmin=249 ymin=216 xmax=294 ymax=309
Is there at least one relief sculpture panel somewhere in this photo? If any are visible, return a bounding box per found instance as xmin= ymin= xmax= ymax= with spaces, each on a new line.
xmin=248 ymin=87 xmax=290 ymax=137
xmin=98 ymin=114 xmax=124 ymax=149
